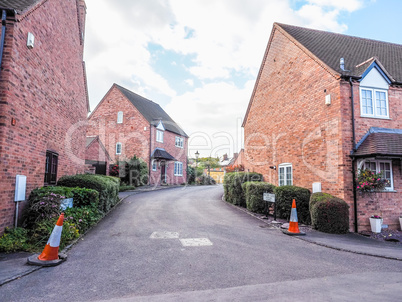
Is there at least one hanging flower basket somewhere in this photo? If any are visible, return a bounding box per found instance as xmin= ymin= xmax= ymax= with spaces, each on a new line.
xmin=369 ymin=215 xmax=382 ymax=233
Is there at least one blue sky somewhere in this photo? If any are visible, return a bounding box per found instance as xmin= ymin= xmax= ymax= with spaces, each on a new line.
xmin=84 ymin=0 xmax=402 ymax=158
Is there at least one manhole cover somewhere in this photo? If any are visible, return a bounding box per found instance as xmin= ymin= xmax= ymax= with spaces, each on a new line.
xmin=180 ymin=238 xmax=213 ymax=247
xmin=150 ymin=231 xmax=179 ymax=239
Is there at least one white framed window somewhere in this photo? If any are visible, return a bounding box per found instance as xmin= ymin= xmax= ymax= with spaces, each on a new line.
xmin=174 ymin=162 xmax=183 ymax=176
xmin=117 ymin=111 xmax=123 ymax=123
xmin=116 ymin=142 xmax=122 ymax=155
xmin=175 ymin=136 xmax=184 ymax=148
xmin=278 ymin=163 xmax=292 ymax=186
xmin=152 ymin=160 xmax=157 ymax=171
xmin=360 ymin=88 xmax=389 ymax=119
xmin=156 ymin=130 xmax=164 ymax=143
xmin=358 ymin=159 xmax=394 ymax=191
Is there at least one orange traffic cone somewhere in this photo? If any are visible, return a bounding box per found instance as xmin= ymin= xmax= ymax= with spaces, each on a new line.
xmin=28 ymin=213 xmax=68 ymax=266
xmin=282 ymin=199 xmax=305 ymax=236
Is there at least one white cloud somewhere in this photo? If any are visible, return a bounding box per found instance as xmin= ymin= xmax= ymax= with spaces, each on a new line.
xmin=165 ymin=80 xmax=255 ymax=157
xmin=84 ymin=0 xmax=367 ymax=156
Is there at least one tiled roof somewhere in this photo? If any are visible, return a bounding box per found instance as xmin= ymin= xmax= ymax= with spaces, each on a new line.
xmin=353 ymin=128 xmax=402 ymax=158
xmin=115 ymin=84 xmax=188 ymax=137
xmin=86 ymin=136 xmax=97 ymax=147
xmin=0 ymin=0 xmax=42 ymax=13
xmin=277 ymin=23 xmax=402 ymax=83
xmin=151 ymin=148 xmax=176 ymax=161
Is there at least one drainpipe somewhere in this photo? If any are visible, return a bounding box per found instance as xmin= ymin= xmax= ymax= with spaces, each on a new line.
xmin=0 ymin=10 xmax=7 ymax=72
xmin=349 ymin=77 xmax=358 ymax=233
xmin=149 ymin=123 xmax=152 ymax=185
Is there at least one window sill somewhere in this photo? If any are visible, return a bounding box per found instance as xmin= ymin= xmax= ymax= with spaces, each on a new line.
xmin=360 ymin=115 xmax=391 ymax=120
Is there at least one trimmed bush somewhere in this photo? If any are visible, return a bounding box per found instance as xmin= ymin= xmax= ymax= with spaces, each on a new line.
xmin=310 ymin=193 xmax=349 ymax=234
xmin=57 ymin=174 xmax=120 ymax=213
xmin=243 ymin=182 xmax=276 ymax=213
xmin=274 ymin=185 xmax=311 ymax=225
xmin=27 ymin=186 xmax=99 ymax=209
xmin=196 ymin=175 xmax=216 ymax=185
xmin=224 ymin=172 xmax=263 ymax=207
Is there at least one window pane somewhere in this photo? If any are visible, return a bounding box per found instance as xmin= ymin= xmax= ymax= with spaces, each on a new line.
xmin=286 ymin=166 xmax=292 ymax=185
xmin=375 ymin=91 xmax=387 ymax=116
xmin=362 ymin=89 xmax=373 ymax=115
xmin=279 ymin=167 xmax=284 ymax=186
xmin=117 ymin=111 xmax=123 ymax=123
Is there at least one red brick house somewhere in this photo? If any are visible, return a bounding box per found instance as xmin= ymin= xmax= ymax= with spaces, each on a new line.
xmin=85 ymin=136 xmax=111 ymax=175
xmin=87 ymin=84 xmax=188 ymax=185
xmin=242 ymin=23 xmax=402 ymax=232
xmin=0 ymin=0 xmax=89 ymax=233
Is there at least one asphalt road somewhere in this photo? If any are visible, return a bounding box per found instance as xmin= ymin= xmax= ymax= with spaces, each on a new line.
xmin=1 ymin=185 xmax=401 ymax=301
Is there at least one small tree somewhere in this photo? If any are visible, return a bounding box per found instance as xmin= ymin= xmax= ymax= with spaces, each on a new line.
xmin=114 ymin=155 xmax=149 ymax=187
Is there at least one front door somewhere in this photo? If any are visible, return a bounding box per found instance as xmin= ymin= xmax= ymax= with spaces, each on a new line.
xmin=160 ymin=161 xmax=166 ymax=184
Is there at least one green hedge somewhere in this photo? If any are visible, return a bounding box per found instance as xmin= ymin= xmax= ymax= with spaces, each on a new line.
xmin=57 ymin=174 xmax=120 ymax=213
xmin=274 ymin=185 xmax=311 ymax=225
xmin=242 ymin=182 xmax=276 ymax=213
xmin=310 ymin=193 xmax=349 ymax=234
xmin=224 ymin=172 xmax=263 ymax=207
xmin=28 ymin=186 xmax=99 ymax=208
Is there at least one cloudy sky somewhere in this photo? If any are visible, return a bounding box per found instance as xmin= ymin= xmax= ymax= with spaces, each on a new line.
xmin=83 ymin=0 xmax=402 ymax=158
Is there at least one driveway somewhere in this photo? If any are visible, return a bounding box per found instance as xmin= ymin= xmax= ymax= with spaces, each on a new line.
xmin=1 ymin=185 xmax=401 ymax=301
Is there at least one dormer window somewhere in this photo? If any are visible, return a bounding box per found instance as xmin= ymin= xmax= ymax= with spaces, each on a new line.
xmin=156 ymin=121 xmax=165 ymax=143
xmin=359 ymin=62 xmax=390 ymax=119
xmin=360 ymin=88 xmax=388 ymax=118
xmin=117 ymin=111 xmax=123 ymax=124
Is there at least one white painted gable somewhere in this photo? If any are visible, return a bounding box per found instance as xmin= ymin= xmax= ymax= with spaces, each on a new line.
xmin=156 ymin=121 xmax=165 ymax=131
xmin=360 ymin=66 xmax=389 ymax=89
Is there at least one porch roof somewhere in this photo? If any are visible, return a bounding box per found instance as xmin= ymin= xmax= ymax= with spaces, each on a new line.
xmin=151 ymin=148 xmax=176 ymax=161
xmin=352 ymin=128 xmax=402 ymax=158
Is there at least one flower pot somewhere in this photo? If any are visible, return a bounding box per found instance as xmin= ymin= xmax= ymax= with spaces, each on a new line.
xmin=369 ymin=217 xmax=382 ymax=233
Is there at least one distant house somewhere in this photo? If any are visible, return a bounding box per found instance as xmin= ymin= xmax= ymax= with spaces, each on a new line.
xmin=242 ymin=23 xmax=402 ymax=231
xmin=0 ymin=0 xmax=88 ymax=233
xmin=87 ymin=84 xmax=188 ymax=185
xmin=85 ymin=136 xmax=111 ymax=175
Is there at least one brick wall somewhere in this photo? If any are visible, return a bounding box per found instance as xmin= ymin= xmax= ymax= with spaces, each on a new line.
xmin=87 ymin=85 xmax=188 ymax=185
xmin=340 ymin=81 xmax=402 ymax=230
xmin=243 ymin=26 xmax=402 ymax=231
xmin=0 ymin=0 xmax=88 ymax=233
xmin=149 ymin=125 xmax=188 ymax=185
xmin=244 ymin=27 xmax=344 ymax=194
xmin=87 ymin=86 xmax=151 ymax=164
xmin=85 ymin=137 xmax=110 ymax=175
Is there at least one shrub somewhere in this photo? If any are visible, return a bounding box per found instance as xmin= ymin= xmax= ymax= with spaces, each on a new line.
xmin=64 ymin=206 xmax=103 ymax=234
xmin=274 ymin=185 xmax=311 ymax=225
xmin=115 ymin=155 xmax=149 ymax=187
xmin=243 ymin=182 xmax=276 ymax=213
xmin=0 ymin=227 xmax=31 ymax=253
xmin=57 ymin=174 xmax=120 ymax=213
xmin=196 ymin=175 xmax=216 ymax=185
xmin=224 ymin=172 xmax=263 ymax=207
xmin=119 ymin=185 xmax=136 ymax=192
xmin=71 ymin=187 xmax=99 ymax=208
xmin=187 ymin=166 xmax=196 ymax=184
xmin=23 ymin=191 xmax=65 ymax=229
xmin=310 ymin=193 xmax=349 ymax=234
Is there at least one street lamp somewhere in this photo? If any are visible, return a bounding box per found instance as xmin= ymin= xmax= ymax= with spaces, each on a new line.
xmin=195 ymin=151 xmax=199 ymax=182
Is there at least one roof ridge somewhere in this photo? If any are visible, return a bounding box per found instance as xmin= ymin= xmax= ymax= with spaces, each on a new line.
xmin=114 ymin=83 xmax=158 ymax=105
xmin=276 ymin=23 xmax=402 ymax=48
